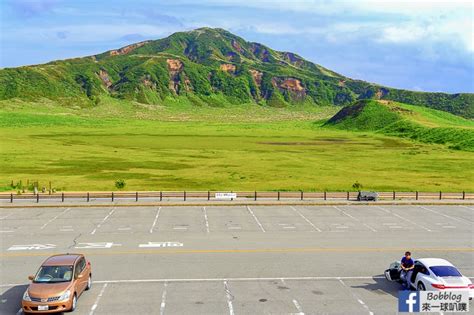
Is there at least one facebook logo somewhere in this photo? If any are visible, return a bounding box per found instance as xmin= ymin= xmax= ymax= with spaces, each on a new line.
xmin=399 ymin=291 xmax=420 ymax=312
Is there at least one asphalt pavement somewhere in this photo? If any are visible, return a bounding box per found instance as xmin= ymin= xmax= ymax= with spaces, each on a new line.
xmin=0 ymin=204 xmax=473 ymax=314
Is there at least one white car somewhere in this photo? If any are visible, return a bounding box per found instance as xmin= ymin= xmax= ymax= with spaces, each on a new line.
xmin=385 ymin=258 xmax=474 ymax=298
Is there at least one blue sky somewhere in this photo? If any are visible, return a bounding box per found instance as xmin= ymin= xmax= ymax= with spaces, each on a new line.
xmin=0 ymin=0 xmax=473 ymax=93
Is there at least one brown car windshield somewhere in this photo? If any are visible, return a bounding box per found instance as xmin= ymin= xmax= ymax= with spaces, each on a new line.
xmin=34 ymin=265 xmax=73 ymax=283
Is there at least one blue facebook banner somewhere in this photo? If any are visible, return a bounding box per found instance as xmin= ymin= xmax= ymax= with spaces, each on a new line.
xmin=399 ymin=291 xmax=420 ymax=312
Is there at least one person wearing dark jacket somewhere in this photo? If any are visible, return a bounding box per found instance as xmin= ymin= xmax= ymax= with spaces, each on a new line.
xmin=401 ymin=251 xmax=414 ymax=289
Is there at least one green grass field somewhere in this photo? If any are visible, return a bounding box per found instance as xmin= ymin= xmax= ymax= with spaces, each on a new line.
xmin=1 ymin=98 xmax=473 ymax=192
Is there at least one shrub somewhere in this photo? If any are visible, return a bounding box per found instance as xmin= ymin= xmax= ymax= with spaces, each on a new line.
xmin=115 ymin=179 xmax=126 ymax=189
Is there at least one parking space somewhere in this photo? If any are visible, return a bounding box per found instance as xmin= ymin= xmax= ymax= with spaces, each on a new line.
xmin=6 ymin=278 xmax=409 ymax=315
xmin=0 ymin=208 xmax=69 ymax=234
xmin=227 ymin=279 xmax=303 ymax=314
xmin=452 ymin=206 xmax=474 ymax=221
xmin=43 ymin=207 xmax=113 ymax=234
xmin=165 ymin=281 xmax=228 ymax=314
xmin=1 ymin=205 xmax=472 ymax=236
xmin=378 ymin=205 xmax=466 ymax=232
xmin=338 ymin=205 xmax=415 ymax=232
xmin=78 ymin=282 xmax=164 ymax=315
xmin=96 ymin=207 xmax=157 ymax=234
xmin=154 ymin=207 xmax=207 ymax=233
xmin=203 ymin=206 xmax=263 ymax=232
xmin=249 ymin=206 xmax=317 ymax=232
xmin=290 ymin=206 xmax=374 ymax=232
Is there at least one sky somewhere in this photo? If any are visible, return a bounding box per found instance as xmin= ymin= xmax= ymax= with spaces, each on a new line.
xmin=0 ymin=0 xmax=473 ymax=93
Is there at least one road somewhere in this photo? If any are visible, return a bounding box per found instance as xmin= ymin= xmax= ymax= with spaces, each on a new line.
xmin=1 ymin=204 xmax=473 ymax=314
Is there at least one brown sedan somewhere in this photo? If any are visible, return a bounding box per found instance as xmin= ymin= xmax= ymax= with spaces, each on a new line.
xmin=22 ymin=254 xmax=92 ymax=314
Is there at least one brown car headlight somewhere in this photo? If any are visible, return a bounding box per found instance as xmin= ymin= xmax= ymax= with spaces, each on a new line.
xmin=23 ymin=290 xmax=31 ymax=301
xmin=59 ymin=289 xmax=71 ymax=301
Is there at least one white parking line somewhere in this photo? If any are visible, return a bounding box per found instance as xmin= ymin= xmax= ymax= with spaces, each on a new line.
xmin=89 ymin=283 xmax=108 ymax=315
xmin=246 ymin=206 xmax=266 ymax=232
xmin=279 ymin=279 xmax=304 ymax=314
xmin=334 ymin=206 xmax=377 ymax=232
xmin=160 ymin=281 xmax=167 ymax=315
xmin=173 ymin=226 xmax=188 ymax=230
xmin=459 ymin=205 xmax=474 ymax=211
xmin=292 ymin=299 xmax=305 ymax=315
xmin=91 ymin=208 xmax=115 ymax=235
xmin=91 ymin=276 xmax=389 ymax=285
xmin=290 ymin=206 xmax=322 ymax=232
xmin=0 ymin=213 xmax=14 ymax=220
xmin=376 ymin=206 xmax=432 ymax=232
xmin=224 ymin=280 xmax=235 ymax=315
xmin=150 ymin=207 xmax=161 ymax=233
xmin=40 ymin=208 xmax=70 ymax=230
xmin=228 ymin=226 xmax=242 ymax=230
xmin=418 ymin=206 xmax=471 ymax=225
xmin=338 ymin=279 xmax=374 ymax=315
xmin=203 ymin=207 xmax=210 ymax=233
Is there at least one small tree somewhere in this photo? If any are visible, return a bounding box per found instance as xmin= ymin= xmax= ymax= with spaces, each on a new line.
xmin=352 ymin=181 xmax=363 ymax=190
xmin=115 ymin=179 xmax=126 ymax=190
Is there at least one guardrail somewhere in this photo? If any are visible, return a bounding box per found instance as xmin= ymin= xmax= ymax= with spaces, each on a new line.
xmin=0 ymin=191 xmax=472 ymax=203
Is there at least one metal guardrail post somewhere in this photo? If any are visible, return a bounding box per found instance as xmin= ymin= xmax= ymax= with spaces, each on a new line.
xmin=112 ymin=192 xmax=114 ymax=202
xmin=347 ymin=191 xmax=349 ymax=200
xmin=136 ymin=192 xmax=138 ymax=202
xmin=62 ymin=192 xmax=64 ymax=202
xmin=416 ymin=191 xmax=418 ymax=200
xmin=160 ymin=191 xmax=162 ymax=201
xmin=439 ymin=191 xmax=442 ymax=200
xmin=324 ymin=191 xmax=326 ymax=200
xmin=37 ymin=194 xmax=39 ymax=203
xmin=208 ymin=191 xmax=210 ymax=201
xmin=277 ymin=191 xmax=280 ymax=201
xmin=463 ymin=191 xmax=465 ymax=200
xmin=87 ymin=192 xmax=90 ymax=202
xmin=184 ymin=191 xmax=186 ymax=201
xmin=10 ymin=193 xmax=13 ymax=203
xmin=393 ymin=191 xmax=395 ymax=200
xmin=301 ymin=191 xmax=303 ymax=201
xmin=254 ymin=191 xmax=257 ymax=201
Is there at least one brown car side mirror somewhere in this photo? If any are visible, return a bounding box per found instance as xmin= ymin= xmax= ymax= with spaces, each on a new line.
xmin=28 ymin=275 xmax=34 ymax=281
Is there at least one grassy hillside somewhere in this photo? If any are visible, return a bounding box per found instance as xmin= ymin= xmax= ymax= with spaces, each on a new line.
xmin=0 ymin=28 xmax=472 ymax=117
xmin=325 ymin=100 xmax=474 ymax=151
xmin=0 ymin=105 xmax=473 ymax=192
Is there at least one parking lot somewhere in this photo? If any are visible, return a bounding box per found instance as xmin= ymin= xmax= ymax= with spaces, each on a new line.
xmin=1 ymin=205 xmax=473 ymax=314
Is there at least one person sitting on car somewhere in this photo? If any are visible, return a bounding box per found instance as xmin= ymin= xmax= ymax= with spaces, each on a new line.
xmin=400 ymin=251 xmax=414 ymax=288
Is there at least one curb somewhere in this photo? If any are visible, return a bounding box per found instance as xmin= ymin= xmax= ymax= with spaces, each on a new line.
xmin=1 ymin=201 xmax=473 ymax=208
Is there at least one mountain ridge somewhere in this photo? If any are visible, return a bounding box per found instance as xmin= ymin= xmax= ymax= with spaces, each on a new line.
xmin=1 ymin=27 xmax=472 ymax=118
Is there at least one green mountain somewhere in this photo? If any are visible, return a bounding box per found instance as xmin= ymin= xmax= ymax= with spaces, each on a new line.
xmin=0 ymin=27 xmax=473 ymax=117
xmin=325 ymin=99 xmax=474 ymax=151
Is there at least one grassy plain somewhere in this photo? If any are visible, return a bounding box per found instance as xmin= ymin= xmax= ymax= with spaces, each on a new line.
xmin=1 ymin=98 xmax=472 ymax=192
